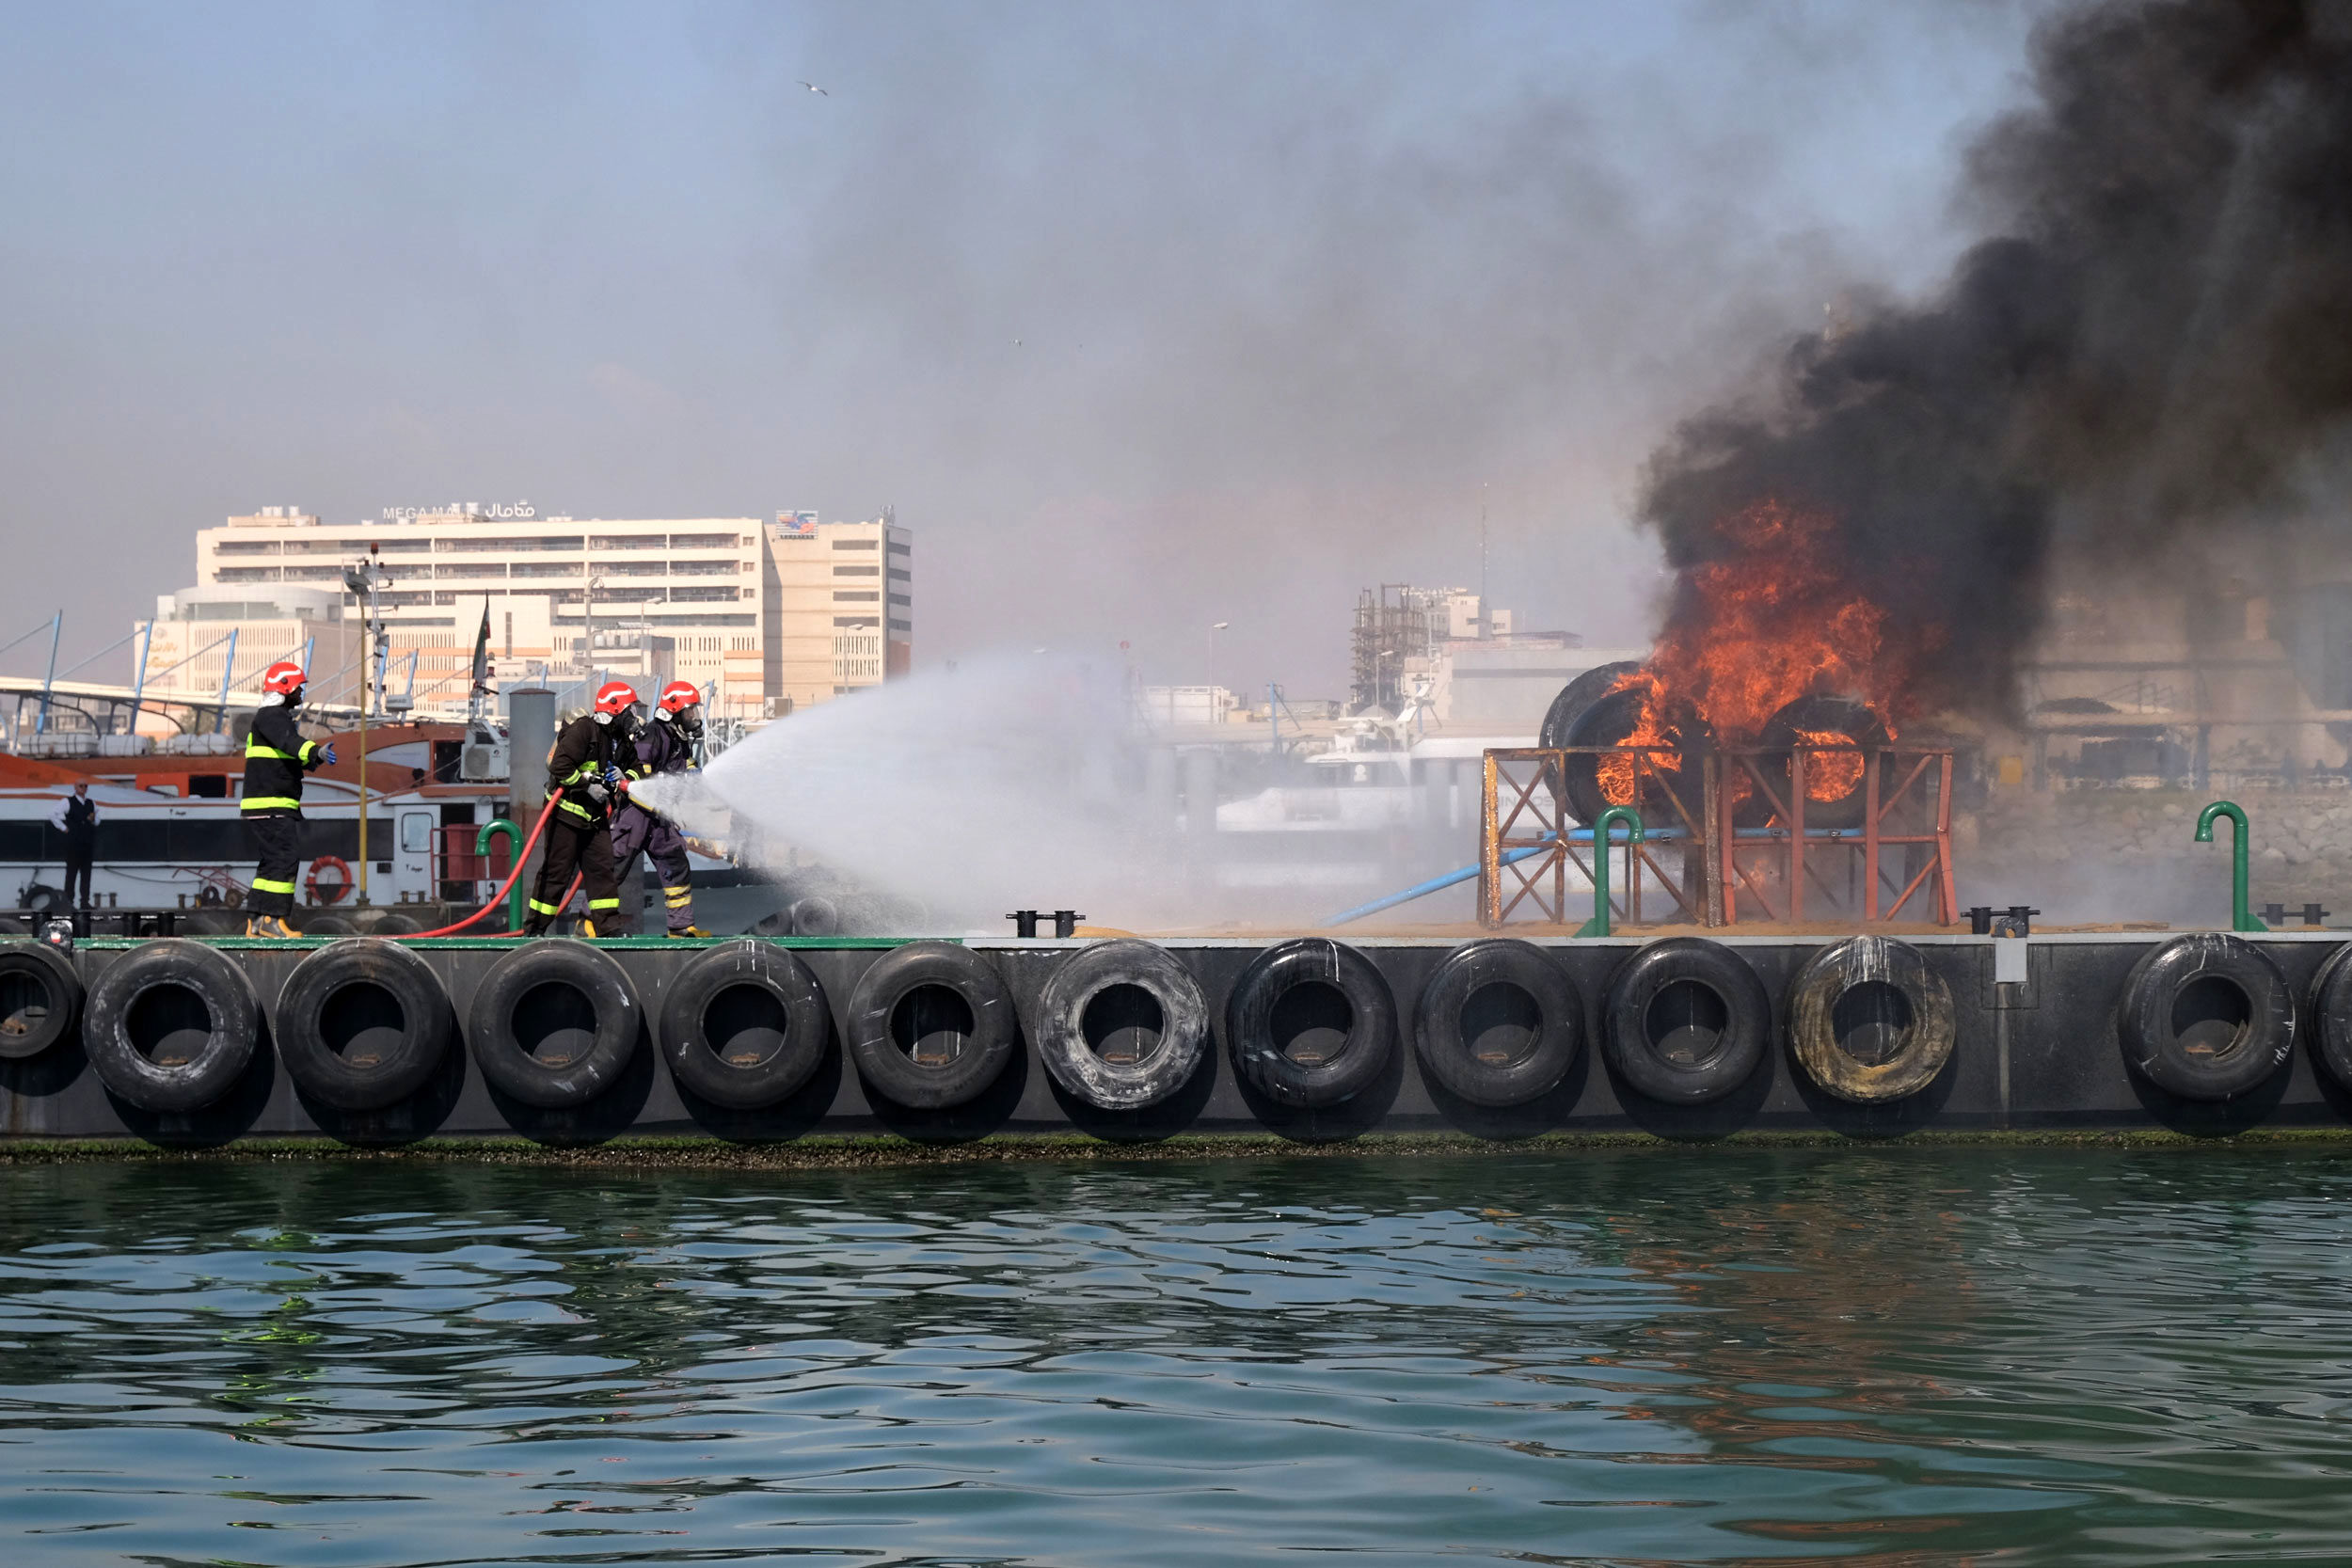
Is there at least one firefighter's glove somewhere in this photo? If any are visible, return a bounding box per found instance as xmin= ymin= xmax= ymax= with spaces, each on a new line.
xmin=319 ymin=744 xmax=338 ymax=767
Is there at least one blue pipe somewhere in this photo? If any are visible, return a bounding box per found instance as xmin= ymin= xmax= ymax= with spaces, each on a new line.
xmin=1325 ymin=827 xmax=1648 ymax=927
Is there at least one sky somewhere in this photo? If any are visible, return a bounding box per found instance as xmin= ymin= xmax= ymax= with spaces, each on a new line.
xmin=0 ymin=0 xmax=2052 ymax=697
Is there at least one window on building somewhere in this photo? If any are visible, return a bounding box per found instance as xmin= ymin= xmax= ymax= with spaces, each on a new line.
xmin=215 ymin=567 xmax=281 ymax=582
xmin=589 ymin=535 xmax=666 ymax=550
xmin=887 ymin=594 xmax=911 ymax=607
xmin=833 ymin=616 xmax=880 ymax=627
xmin=669 ymin=585 xmax=740 ymax=603
xmin=887 ymin=540 xmax=911 ymax=555
xmin=440 ymin=562 xmax=508 ymax=578
xmin=510 ymin=562 xmax=580 ymax=578
xmin=668 ymin=531 xmax=739 ymax=548
xmin=833 ymin=564 xmax=880 ymax=577
xmin=888 ymin=618 xmax=912 ymax=632
xmin=280 ymin=564 xmax=346 ymax=581
xmin=215 ymin=541 xmax=280 ymax=556
xmin=833 ymin=591 xmax=880 ymax=602
xmin=670 ymin=559 xmax=739 ymax=577
xmin=832 ymin=538 xmax=879 ymax=550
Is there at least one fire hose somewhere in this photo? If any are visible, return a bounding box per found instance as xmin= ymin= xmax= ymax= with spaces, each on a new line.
xmin=389 ymin=791 xmax=567 ymax=940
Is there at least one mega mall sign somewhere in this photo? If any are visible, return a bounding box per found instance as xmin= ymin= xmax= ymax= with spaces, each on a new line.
xmin=380 ymin=501 xmax=538 ymax=520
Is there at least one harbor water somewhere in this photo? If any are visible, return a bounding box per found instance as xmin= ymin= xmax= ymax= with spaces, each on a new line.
xmin=3 ymin=1147 xmax=2350 ymax=1563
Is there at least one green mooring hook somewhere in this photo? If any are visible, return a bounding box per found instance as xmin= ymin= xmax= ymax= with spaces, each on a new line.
xmin=475 ymin=816 xmax=527 ymax=933
xmin=1576 ymin=805 xmax=1645 ymax=938
xmin=2193 ymin=800 xmax=2265 ymax=932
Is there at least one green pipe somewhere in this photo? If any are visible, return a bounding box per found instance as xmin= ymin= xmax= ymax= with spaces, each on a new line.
xmin=2193 ymin=800 xmax=2265 ymax=932
xmin=1575 ymin=805 xmax=1645 ymax=938
xmin=475 ymin=817 xmax=526 ymax=933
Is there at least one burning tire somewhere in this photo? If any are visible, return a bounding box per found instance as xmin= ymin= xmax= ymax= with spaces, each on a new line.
xmin=846 ymin=942 xmax=1018 ymax=1110
xmin=1411 ymin=939 xmax=1582 ymax=1108
xmin=1035 ymin=940 xmax=1211 ymax=1110
xmin=0 ymin=940 xmax=82 ymax=1062
xmin=1602 ymin=937 xmax=1770 ymax=1104
xmin=1226 ymin=938 xmax=1396 ymax=1109
xmin=1756 ymin=695 xmax=1889 ymax=831
xmin=660 ymin=939 xmax=831 ymax=1109
xmin=276 ymin=939 xmax=453 ymax=1110
xmin=1538 ymin=662 xmax=1643 ymax=751
xmin=1787 ymin=936 xmax=1954 ymax=1102
xmin=466 ymin=940 xmax=644 ymax=1108
xmin=83 ymin=940 xmax=260 ymax=1113
xmin=1559 ymin=686 xmax=1710 ymax=829
xmin=2119 ymin=933 xmax=2293 ymax=1102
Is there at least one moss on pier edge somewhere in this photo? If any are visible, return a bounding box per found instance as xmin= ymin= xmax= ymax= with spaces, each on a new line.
xmin=7 ymin=1125 xmax=2352 ymax=1169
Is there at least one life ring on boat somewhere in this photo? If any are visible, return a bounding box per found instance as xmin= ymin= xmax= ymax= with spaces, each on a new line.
xmin=275 ymin=939 xmax=453 ymax=1111
xmin=2118 ymin=933 xmax=2293 ymax=1101
xmin=1035 ymin=940 xmax=1211 ymax=1110
xmin=1412 ymin=939 xmax=1582 ymax=1107
xmin=845 ymin=942 xmax=1018 ymax=1110
xmin=82 ymin=939 xmax=259 ymax=1112
xmin=306 ymin=855 xmax=353 ymax=907
xmin=660 ymin=939 xmax=831 ymax=1110
xmin=1787 ymin=936 xmax=1955 ymax=1102
xmin=1602 ymin=937 xmax=1771 ymax=1104
xmin=1226 ymin=938 xmax=1396 ymax=1109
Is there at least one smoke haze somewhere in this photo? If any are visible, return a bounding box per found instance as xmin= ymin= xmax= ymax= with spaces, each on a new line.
xmin=1640 ymin=0 xmax=2352 ymax=720
xmin=0 ymin=1 xmax=2045 ymax=692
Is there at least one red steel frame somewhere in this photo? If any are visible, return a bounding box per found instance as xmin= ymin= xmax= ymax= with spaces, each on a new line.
xmin=1480 ymin=745 xmax=1957 ymax=929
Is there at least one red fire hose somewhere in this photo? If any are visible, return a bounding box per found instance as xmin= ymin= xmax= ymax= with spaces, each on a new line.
xmin=391 ymin=791 xmax=567 ymax=940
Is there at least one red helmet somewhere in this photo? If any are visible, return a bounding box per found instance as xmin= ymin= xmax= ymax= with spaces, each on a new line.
xmin=593 ymin=681 xmax=641 ymax=716
xmin=654 ymin=681 xmax=702 ymax=718
xmin=261 ymin=661 xmax=307 ymax=696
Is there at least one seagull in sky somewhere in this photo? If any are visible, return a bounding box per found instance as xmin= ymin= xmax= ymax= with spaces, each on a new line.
xmin=797 ymin=80 xmax=829 ymax=96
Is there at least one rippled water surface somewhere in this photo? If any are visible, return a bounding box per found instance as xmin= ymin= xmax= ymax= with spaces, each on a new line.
xmin=5 ymin=1148 xmax=2352 ymax=1564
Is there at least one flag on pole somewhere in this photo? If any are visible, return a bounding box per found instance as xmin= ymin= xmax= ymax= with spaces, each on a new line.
xmin=470 ymin=597 xmax=492 ymax=689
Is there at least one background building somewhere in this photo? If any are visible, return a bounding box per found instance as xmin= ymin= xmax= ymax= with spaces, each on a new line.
xmin=182 ymin=504 xmax=912 ymax=721
xmin=140 ymin=583 xmax=366 ymax=718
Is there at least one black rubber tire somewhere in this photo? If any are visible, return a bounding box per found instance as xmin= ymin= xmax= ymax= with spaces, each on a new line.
xmin=0 ymin=939 xmax=83 ymax=1061
xmin=660 ymin=940 xmax=831 ymax=1109
xmin=357 ymin=910 xmax=424 ymax=936
xmin=846 ymin=942 xmax=1018 ymax=1109
xmin=1412 ymin=939 xmax=1582 ymax=1107
xmin=1035 ymin=940 xmax=1211 ymax=1110
xmin=275 ymin=939 xmax=454 ymax=1110
xmin=1538 ymin=662 xmax=1644 ymax=751
xmin=790 ymin=896 xmax=841 ymax=937
xmin=1559 ymin=685 xmax=1711 ymax=829
xmin=304 ymin=912 xmax=360 ymax=936
xmin=181 ymin=910 xmax=244 ymax=937
xmin=1227 ymin=938 xmax=1397 ymax=1109
xmin=82 ymin=939 xmax=259 ymax=1112
xmin=2119 ymin=933 xmax=2294 ymax=1101
xmin=1787 ymin=936 xmax=1956 ymax=1103
xmin=1756 ymin=694 xmax=1889 ymax=831
xmin=1602 ymin=937 xmax=1772 ymax=1105
xmin=2309 ymin=942 xmax=2352 ymax=1094
xmin=0 ymin=917 xmax=28 ymax=936
xmin=466 ymin=940 xmax=644 ymax=1108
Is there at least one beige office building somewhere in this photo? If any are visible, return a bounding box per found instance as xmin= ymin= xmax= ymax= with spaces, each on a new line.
xmin=188 ymin=505 xmax=912 ymax=721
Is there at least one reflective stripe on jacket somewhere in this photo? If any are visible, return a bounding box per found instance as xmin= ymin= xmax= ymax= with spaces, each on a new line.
xmin=240 ymin=703 xmax=325 ymax=816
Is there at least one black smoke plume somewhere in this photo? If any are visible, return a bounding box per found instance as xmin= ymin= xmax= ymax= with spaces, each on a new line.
xmin=1638 ymin=0 xmax=2352 ymax=720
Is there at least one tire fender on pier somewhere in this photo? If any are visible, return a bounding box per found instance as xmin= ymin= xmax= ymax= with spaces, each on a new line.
xmin=0 ymin=939 xmax=84 ymax=1062
xmin=660 ymin=939 xmax=831 ymax=1109
xmin=2119 ymin=933 xmax=2293 ymax=1101
xmin=82 ymin=939 xmax=259 ymax=1112
xmin=275 ymin=939 xmax=454 ymax=1111
xmin=467 ymin=940 xmax=644 ymax=1109
xmin=1603 ymin=937 xmax=1771 ymax=1104
xmin=2307 ymin=942 xmax=2352 ymax=1094
xmin=1412 ymin=939 xmax=1581 ymax=1107
xmin=846 ymin=942 xmax=1018 ymax=1110
xmin=1035 ymin=940 xmax=1210 ymax=1110
xmin=1788 ymin=936 xmax=1955 ymax=1103
xmin=1226 ymin=938 xmax=1396 ymax=1109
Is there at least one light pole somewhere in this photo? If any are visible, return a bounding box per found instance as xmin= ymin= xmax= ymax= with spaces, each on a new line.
xmin=342 ymin=552 xmax=392 ymax=904
xmin=1208 ymin=622 xmax=1229 ymax=712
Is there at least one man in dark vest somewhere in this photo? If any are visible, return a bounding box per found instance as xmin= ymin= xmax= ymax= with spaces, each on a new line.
xmin=49 ymin=782 xmax=97 ymax=909
xmin=241 ymin=660 xmax=338 ymax=938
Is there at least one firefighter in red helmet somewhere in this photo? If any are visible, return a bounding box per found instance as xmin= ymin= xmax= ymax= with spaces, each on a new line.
xmin=609 ymin=680 xmax=711 ymax=937
xmin=524 ymin=681 xmax=639 ymax=936
xmin=240 ymin=660 xmax=339 ymax=938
